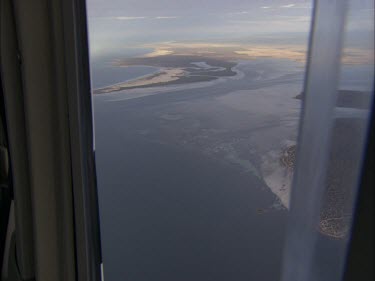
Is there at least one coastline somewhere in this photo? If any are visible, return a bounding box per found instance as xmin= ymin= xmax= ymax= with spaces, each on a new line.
xmin=262 ymin=142 xmax=352 ymax=239
xmin=94 ymin=67 xmax=186 ymax=94
xmin=93 ymin=54 xmax=238 ymax=94
xmin=273 ymin=116 xmax=365 ymax=240
xmin=261 ymin=142 xmax=296 ymax=209
xmin=98 ymin=63 xmax=245 ymax=102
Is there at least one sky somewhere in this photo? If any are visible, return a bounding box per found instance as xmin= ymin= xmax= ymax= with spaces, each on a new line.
xmin=86 ymin=0 xmax=374 ymax=58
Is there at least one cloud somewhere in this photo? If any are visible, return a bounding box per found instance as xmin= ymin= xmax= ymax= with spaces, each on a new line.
xmin=261 ymin=6 xmax=271 ymax=9
xmin=155 ymin=16 xmax=179 ymax=19
xmin=231 ymin=11 xmax=249 ymax=14
xmin=281 ymin=4 xmax=296 ymax=8
xmin=227 ymin=15 xmax=311 ymax=34
xmin=115 ymin=16 xmax=146 ymax=20
xmin=234 ymin=45 xmax=307 ymax=63
xmin=114 ymin=16 xmax=179 ymax=21
xmin=142 ymin=48 xmax=174 ymax=57
xmin=277 ymin=15 xmax=311 ymax=22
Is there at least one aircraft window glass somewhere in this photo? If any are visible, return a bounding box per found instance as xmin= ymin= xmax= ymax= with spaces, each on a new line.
xmin=309 ymin=0 xmax=374 ymax=279
xmin=86 ymin=0 xmax=373 ymax=280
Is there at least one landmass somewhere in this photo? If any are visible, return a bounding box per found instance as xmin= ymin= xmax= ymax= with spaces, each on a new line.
xmin=295 ymin=90 xmax=372 ymax=109
xmin=282 ymin=90 xmax=370 ymax=238
xmin=93 ymin=43 xmax=308 ymax=94
xmin=94 ymin=42 xmax=371 ymax=95
xmin=94 ymin=53 xmax=238 ymax=94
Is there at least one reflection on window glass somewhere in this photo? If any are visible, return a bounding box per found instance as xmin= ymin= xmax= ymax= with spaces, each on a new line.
xmin=87 ymin=1 xmax=312 ymax=280
xmin=311 ymin=0 xmax=374 ymax=279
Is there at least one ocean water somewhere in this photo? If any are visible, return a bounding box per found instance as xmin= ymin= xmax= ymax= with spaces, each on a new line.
xmin=93 ymin=56 xmax=373 ymax=281
xmin=90 ymin=49 xmax=159 ymax=89
xmin=94 ymin=131 xmax=287 ymax=281
xmin=92 ymin=58 xmax=304 ymax=281
xmin=91 ymin=64 xmax=159 ymax=89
